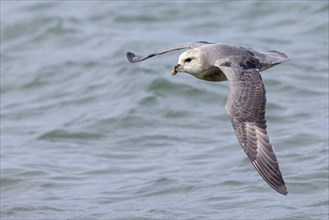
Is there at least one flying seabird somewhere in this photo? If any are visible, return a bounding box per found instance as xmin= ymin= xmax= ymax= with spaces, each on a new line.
xmin=126 ymin=41 xmax=289 ymax=195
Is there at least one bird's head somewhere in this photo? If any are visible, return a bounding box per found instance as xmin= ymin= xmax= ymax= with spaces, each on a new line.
xmin=172 ymin=48 xmax=205 ymax=78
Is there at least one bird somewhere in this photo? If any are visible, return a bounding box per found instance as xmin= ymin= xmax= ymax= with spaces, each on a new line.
xmin=126 ymin=41 xmax=289 ymax=195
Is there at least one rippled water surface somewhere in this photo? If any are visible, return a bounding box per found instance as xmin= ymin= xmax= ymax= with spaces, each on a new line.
xmin=1 ymin=1 xmax=328 ymax=219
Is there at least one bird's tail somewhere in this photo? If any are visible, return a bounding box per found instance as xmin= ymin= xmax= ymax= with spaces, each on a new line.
xmin=257 ymin=50 xmax=290 ymax=72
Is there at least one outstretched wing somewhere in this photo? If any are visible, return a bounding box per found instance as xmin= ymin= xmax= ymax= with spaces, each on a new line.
xmin=217 ymin=66 xmax=288 ymax=195
xmin=127 ymin=41 xmax=213 ymax=63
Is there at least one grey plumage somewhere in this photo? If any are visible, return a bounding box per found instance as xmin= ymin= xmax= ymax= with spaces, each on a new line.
xmin=126 ymin=41 xmax=289 ymax=195
xmin=219 ymin=67 xmax=287 ymax=195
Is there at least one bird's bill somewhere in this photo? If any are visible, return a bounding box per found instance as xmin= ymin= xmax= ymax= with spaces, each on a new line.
xmin=172 ymin=64 xmax=183 ymax=75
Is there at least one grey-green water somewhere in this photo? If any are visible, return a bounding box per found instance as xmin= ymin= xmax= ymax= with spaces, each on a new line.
xmin=1 ymin=1 xmax=328 ymax=219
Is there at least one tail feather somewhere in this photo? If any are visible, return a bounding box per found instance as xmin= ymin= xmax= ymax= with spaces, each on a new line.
xmin=256 ymin=50 xmax=290 ymax=72
xmin=264 ymin=50 xmax=290 ymax=63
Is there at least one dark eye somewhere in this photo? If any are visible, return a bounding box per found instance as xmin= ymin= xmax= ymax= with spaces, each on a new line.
xmin=185 ymin=58 xmax=192 ymax=63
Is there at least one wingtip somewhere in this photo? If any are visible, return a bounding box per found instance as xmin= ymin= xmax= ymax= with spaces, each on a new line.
xmin=276 ymin=185 xmax=288 ymax=196
xmin=126 ymin=52 xmax=137 ymax=63
xmin=250 ymin=159 xmax=288 ymax=196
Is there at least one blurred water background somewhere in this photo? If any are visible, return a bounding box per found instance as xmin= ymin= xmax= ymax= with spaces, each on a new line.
xmin=1 ymin=1 xmax=328 ymax=219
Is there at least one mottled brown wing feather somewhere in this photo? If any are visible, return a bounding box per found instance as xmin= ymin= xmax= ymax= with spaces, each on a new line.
xmin=218 ymin=66 xmax=288 ymax=195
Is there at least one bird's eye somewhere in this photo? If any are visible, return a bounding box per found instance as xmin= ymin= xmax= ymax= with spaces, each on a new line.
xmin=185 ymin=58 xmax=192 ymax=63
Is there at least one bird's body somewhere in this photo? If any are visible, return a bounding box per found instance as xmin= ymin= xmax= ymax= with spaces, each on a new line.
xmin=126 ymin=41 xmax=289 ymax=195
xmin=173 ymin=43 xmax=288 ymax=81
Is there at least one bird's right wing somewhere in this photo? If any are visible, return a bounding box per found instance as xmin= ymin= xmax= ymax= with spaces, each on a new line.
xmin=216 ymin=65 xmax=288 ymax=195
xmin=127 ymin=41 xmax=213 ymax=63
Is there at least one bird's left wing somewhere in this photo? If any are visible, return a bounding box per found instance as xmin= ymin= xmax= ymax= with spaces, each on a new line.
xmin=216 ymin=65 xmax=288 ymax=195
xmin=127 ymin=41 xmax=213 ymax=63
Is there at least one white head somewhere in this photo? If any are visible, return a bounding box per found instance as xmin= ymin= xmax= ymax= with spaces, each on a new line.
xmin=172 ymin=48 xmax=205 ymax=78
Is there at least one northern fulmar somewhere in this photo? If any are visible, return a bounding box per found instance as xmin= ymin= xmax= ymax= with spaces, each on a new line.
xmin=126 ymin=41 xmax=289 ymax=195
